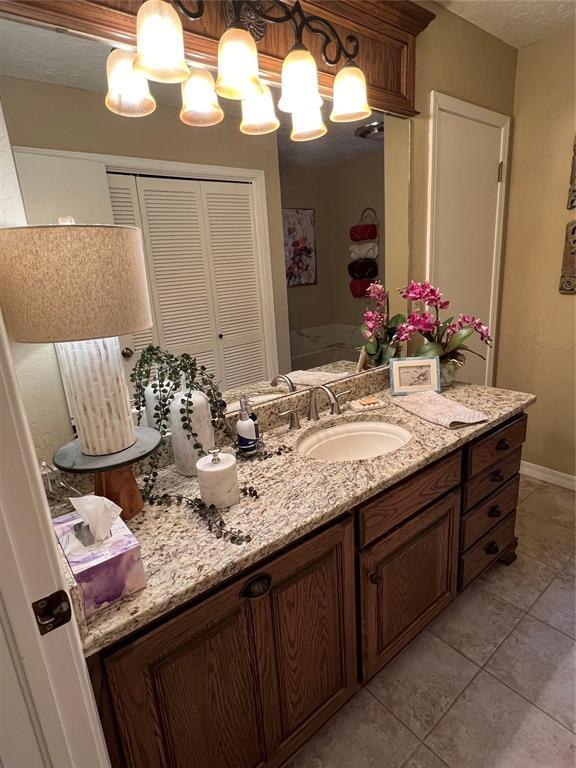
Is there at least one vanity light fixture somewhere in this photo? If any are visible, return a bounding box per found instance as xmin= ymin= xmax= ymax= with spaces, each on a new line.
xmin=330 ymin=62 xmax=371 ymax=123
xmin=215 ymin=26 xmax=262 ymax=100
xmin=133 ymin=0 xmax=190 ymax=83
xmin=290 ymin=105 xmax=327 ymax=142
xmin=240 ymin=84 xmax=280 ymax=135
xmin=105 ymin=0 xmax=370 ymax=141
xmin=105 ymin=49 xmax=157 ymax=117
xmin=180 ymin=67 xmax=224 ymax=126
xmin=278 ymin=46 xmax=323 ymax=113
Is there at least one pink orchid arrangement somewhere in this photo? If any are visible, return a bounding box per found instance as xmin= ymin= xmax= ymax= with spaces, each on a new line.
xmin=393 ymin=281 xmax=492 ymax=364
xmin=360 ymin=282 xmax=406 ymax=366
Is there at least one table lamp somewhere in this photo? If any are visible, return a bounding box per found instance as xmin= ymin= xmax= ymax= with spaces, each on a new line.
xmin=0 ymin=224 xmax=159 ymax=518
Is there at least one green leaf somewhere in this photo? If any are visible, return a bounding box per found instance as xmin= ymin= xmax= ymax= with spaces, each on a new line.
xmin=436 ymin=316 xmax=454 ymax=341
xmin=381 ymin=344 xmax=397 ymax=365
xmin=445 ymin=327 xmax=474 ymax=353
xmin=389 ymin=313 xmax=406 ymax=328
xmin=414 ymin=341 xmax=444 ymax=358
xmin=458 ymin=344 xmax=486 ymax=360
xmin=364 ymin=336 xmax=380 ymax=356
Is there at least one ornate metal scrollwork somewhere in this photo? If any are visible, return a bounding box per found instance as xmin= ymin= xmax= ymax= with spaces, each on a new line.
xmin=170 ymin=0 xmax=361 ymax=65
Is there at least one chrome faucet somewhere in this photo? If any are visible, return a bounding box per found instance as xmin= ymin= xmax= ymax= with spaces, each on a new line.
xmin=308 ymin=385 xmax=350 ymax=421
xmin=270 ymin=374 xmax=296 ymax=392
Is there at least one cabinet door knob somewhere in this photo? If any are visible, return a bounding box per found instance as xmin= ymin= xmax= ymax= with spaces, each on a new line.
xmin=496 ymin=438 xmax=510 ymax=451
xmin=368 ymin=571 xmax=380 ymax=585
xmin=240 ymin=573 xmax=272 ymax=599
xmin=486 ymin=541 xmax=499 ymax=555
xmin=121 ymin=347 xmax=134 ymax=359
xmin=488 ymin=505 xmax=502 ymax=518
xmin=490 ymin=470 xmax=504 ymax=483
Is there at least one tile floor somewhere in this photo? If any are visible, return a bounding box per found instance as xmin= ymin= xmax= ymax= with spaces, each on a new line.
xmin=286 ymin=477 xmax=576 ymax=768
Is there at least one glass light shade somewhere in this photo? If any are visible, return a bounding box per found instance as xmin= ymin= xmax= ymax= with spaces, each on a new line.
xmin=105 ymin=49 xmax=156 ymax=117
xmin=278 ymin=47 xmax=323 ymax=113
xmin=240 ymin=85 xmax=280 ymax=135
xmin=133 ymin=0 xmax=189 ymax=83
xmin=290 ymin=105 xmax=327 ymax=142
xmin=330 ymin=64 xmax=371 ymax=122
xmin=215 ymin=28 xmax=261 ymax=100
xmin=180 ymin=68 xmax=224 ymax=127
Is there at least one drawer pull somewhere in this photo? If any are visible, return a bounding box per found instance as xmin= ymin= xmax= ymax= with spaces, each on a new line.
xmin=497 ymin=438 xmax=510 ymax=451
xmin=488 ymin=505 xmax=502 ymax=518
xmin=486 ymin=541 xmax=499 ymax=555
xmin=240 ymin=573 xmax=272 ymax=599
xmin=368 ymin=571 xmax=380 ymax=585
xmin=490 ymin=470 xmax=504 ymax=483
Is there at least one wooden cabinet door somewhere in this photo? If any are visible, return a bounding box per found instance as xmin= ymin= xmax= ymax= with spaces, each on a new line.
xmin=105 ymin=580 xmax=267 ymax=768
xmin=251 ymin=518 xmax=357 ymax=767
xmin=360 ymin=491 xmax=460 ymax=681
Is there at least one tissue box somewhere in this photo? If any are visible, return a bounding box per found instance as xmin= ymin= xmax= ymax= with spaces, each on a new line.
xmin=53 ymin=511 xmax=146 ymax=618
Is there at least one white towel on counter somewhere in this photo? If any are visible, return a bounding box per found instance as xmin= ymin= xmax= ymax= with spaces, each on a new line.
xmin=393 ymin=391 xmax=488 ymax=429
xmin=287 ymin=370 xmax=350 ymax=387
xmin=349 ymin=242 xmax=378 ymax=261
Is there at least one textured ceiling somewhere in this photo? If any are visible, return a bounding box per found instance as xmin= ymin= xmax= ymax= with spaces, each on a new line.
xmin=437 ymin=0 xmax=575 ymax=48
xmin=0 ymin=17 xmax=382 ymax=167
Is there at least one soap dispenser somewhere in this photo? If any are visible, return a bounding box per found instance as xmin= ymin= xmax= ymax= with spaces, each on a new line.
xmin=236 ymin=395 xmax=260 ymax=456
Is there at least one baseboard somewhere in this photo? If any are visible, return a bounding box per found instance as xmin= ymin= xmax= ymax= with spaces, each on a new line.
xmin=520 ymin=461 xmax=576 ymax=491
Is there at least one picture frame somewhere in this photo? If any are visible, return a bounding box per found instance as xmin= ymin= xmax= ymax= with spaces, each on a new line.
xmin=283 ymin=208 xmax=317 ymax=286
xmin=389 ymin=356 xmax=441 ymax=395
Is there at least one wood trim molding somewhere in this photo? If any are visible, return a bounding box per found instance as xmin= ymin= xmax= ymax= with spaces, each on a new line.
xmin=0 ymin=0 xmax=435 ymax=116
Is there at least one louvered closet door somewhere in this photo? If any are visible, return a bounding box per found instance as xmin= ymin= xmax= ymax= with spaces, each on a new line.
xmin=200 ymin=181 xmax=267 ymax=390
xmin=107 ymin=174 xmax=157 ymax=374
xmin=135 ymin=177 xmax=219 ymax=378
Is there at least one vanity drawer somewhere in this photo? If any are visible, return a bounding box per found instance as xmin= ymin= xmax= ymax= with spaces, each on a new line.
xmin=460 ymin=511 xmax=516 ymax=588
xmin=358 ymin=451 xmax=461 ymax=548
xmin=465 ymin=414 xmax=527 ymax=479
xmin=461 ymin=475 xmax=520 ymax=551
xmin=463 ymin=449 xmax=521 ymax=511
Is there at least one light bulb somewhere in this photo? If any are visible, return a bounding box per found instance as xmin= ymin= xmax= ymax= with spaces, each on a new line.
xmin=240 ymin=85 xmax=279 ymax=135
xmin=290 ymin=105 xmax=327 ymax=142
xmin=278 ymin=47 xmax=323 ymax=113
xmin=133 ymin=0 xmax=189 ymax=83
xmin=330 ymin=63 xmax=371 ymax=122
xmin=215 ymin=28 xmax=261 ymax=100
xmin=105 ymin=49 xmax=156 ymax=117
xmin=180 ymin=68 xmax=224 ymax=127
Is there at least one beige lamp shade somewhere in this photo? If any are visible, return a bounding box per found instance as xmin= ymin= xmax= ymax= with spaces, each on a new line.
xmin=0 ymin=224 xmax=153 ymax=343
xmin=330 ymin=64 xmax=371 ymax=123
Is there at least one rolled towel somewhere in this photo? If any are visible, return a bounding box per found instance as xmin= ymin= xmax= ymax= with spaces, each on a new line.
xmin=349 ymin=278 xmax=372 ymax=298
xmin=350 ymin=242 xmax=378 ymax=261
xmin=287 ymin=370 xmax=350 ymax=387
xmin=348 ymin=258 xmax=378 ymax=280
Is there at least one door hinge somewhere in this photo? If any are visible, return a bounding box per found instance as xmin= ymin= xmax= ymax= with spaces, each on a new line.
xmin=497 ymin=161 xmax=504 ymax=182
xmin=32 ymin=590 xmax=71 ymax=636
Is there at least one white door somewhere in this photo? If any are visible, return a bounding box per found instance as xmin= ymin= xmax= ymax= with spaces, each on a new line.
xmin=109 ymin=174 xmax=271 ymax=390
xmin=0 ymin=101 xmax=110 ymax=768
xmin=427 ymin=92 xmax=510 ymax=385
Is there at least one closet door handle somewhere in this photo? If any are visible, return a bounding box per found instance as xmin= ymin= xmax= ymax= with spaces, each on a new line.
xmin=121 ymin=347 xmax=134 ymax=359
xmin=218 ymin=333 xmax=224 ymax=339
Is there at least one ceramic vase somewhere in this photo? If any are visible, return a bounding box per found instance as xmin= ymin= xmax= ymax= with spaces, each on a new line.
xmin=170 ymin=389 xmax=215 ymax=476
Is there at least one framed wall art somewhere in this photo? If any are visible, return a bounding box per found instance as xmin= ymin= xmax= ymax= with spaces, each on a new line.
xmin=283 ymin=208 xmax=317 ymax=287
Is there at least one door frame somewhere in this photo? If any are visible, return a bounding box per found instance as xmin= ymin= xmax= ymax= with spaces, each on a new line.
xmin=0 ymin=100 xmax=110 ymax=767
xmin=426 ymin=91 xmax=510 ymax=385
xmin=13 ymin=146 xmax=280 ymax=380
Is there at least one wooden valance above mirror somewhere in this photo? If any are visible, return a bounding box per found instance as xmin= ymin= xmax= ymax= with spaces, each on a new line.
xmin=0 ymin=0 xmax=435 ymax=116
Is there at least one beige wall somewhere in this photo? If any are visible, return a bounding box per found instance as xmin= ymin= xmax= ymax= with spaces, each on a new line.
xmin=281 ymin=150 xmax=385 ymax=330
xmin=497 ymin=28 xmax=576 ymax=476
xmin=411 ymin=2 xmax=517 ymax=280
xmin=0 ymin=75 xmax=291 ymax=372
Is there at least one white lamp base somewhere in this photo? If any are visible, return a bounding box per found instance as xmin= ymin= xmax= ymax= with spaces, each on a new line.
xmin=56 ymin=336 xmax=135 ymax=456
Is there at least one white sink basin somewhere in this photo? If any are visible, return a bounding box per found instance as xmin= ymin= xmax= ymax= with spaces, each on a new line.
xmin=298 ymin=421 xmax=411 ymax=461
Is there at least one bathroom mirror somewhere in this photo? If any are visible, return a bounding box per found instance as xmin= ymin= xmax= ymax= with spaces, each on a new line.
xmin=0 ymin=15 xmax=409 ymax=459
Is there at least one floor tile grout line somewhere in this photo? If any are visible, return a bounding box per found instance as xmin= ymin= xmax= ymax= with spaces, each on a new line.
xmin=364 ymin=686 xmax=425 ymax=743
xmin=481 ymin=665 xmax=576 ymax=736
xmin=525 ymin=607 xmax=576 ymax=642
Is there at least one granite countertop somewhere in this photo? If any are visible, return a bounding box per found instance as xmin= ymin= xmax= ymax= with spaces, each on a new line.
xmin=69 ymin=383 xmax=535 ymax=656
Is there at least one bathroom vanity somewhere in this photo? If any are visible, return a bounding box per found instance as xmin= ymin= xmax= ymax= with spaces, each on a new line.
xmin=79 ymin=383 xmax=534 ymax=768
